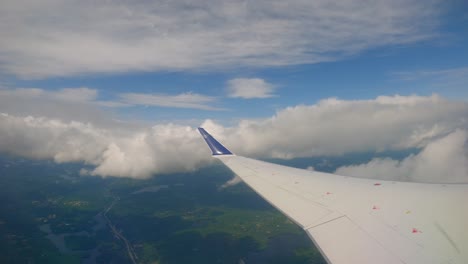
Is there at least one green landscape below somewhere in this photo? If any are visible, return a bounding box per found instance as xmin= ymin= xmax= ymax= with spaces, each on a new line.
xmin=0 ymin=156 xmax=327 ymax=263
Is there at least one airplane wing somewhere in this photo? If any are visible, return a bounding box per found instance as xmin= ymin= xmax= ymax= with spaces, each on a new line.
xmin=198 ymin=128 xmax=468 ymax=264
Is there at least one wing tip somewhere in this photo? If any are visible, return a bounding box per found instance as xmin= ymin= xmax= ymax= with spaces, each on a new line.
xmin=198 ymin=127 xmax=234 ymax=156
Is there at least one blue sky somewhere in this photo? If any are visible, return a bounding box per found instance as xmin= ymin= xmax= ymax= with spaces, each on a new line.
xmin=1 ymin=0 xmax=467 ymax=123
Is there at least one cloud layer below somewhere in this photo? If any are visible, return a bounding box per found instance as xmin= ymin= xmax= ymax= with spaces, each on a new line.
xmin=0 ymin=0 xmax=441 ymax=78
xmin=0 ymin=92 xmax=466 ymax=183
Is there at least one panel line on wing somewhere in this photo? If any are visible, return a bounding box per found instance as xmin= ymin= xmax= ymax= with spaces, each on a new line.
xmin=227 ymin=159 xmax=347 ymax=229
xmin=304 ymin=215 xmax=347 ymax=230
xmin=435 ymin=222 xmax=461 ymax=254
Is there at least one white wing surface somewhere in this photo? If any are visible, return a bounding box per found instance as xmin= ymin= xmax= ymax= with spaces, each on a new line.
xmin=198 ymin=128 xmax=468 ymax=264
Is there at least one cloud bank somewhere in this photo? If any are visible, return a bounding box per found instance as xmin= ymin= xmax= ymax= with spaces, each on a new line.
xmin=0 ymin=91 xmax=466 ymax=183
xmin=0 ymin=113 xmax=208 ymax=178
xmin=0 ymin=0 xmax=441 ymax=78
xmin=336 ymin=130 xmax=468 ymax=183
xmin=214 ymin=95 xmax=468 ymax=159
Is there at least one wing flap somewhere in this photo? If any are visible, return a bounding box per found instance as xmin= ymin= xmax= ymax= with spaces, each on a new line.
xmin=306 ymin=216 xmax=402 ymax=264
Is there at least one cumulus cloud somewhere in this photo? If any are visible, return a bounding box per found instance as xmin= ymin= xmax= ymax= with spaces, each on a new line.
xmin=219 ymin=175 xmax=243 ymax=189
xmin=335 ymin=130 xmax=468 ymax=183
xmin=0 ymin=93 xmax=466 ymax=183
xmin=227 ymin=78 xmax=275 ymax=99
xmin=0 ymin=0 xmax=442 ymax=78
xmin=90 ymin=124 xmax=210 ymax=178
xmin=215 ymin=95 xmax=468 ymax=159
xmin=0 ymin=113 xmax=210 ymax=178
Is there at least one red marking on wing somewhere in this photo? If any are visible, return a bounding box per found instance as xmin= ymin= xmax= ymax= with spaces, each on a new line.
xmin=374 ymin=183 xmax=382 ymax=186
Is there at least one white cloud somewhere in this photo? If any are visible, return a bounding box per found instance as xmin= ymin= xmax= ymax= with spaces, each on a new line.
xmin=0 ymin=92 xmax=466 ymax=183
xmin=335 ymin=130 xmax=468 ymax=183
xmin=0 ymin=87 xmax=97 ymax=103
xmin=215 ymin=95 xmax=468 ymax=159
xmin=119 ymin=92 xmax=221 ymax=110
xmin=227 ymin=78 xmax=275 ymax=99
xmin=53 ymin=88 xmax=98 ymax=102
xmin=0 ymin=87 xmax=221 ymax=116
xmin=0 ymin=0 xmax=442 ymax=78
xmin=90 ymin=124 xmax=210 ymax=178
xmin=0 ymin=113 xmax=210 ymax=178
xmin=219 ymin=175 xmax=242 ymax=189
xmin=0 ymin=87 xmax=116 ymax=125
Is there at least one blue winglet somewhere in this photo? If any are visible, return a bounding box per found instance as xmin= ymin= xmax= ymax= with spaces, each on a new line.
xmin=198 ymin=128 xmax=233 ymax=155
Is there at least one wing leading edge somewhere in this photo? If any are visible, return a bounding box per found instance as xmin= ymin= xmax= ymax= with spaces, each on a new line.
xmin=197 ymin=128 xmax=468 ymax=264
